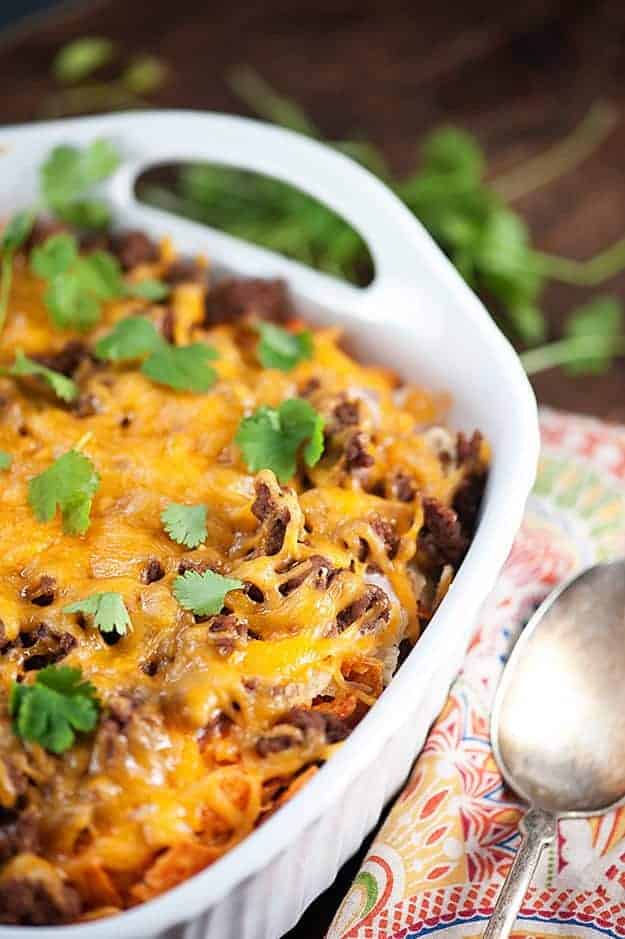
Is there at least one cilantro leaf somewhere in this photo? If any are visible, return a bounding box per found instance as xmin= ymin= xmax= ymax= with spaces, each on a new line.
xmin=28 ymin=449 xmax=100 ymax=535
xmin=73 ymin=251 xmax=123 ymax=299
xmin=122 ymin=55 xmax=168 ymax=95
xmin=563 ymin=296 xmax=623 ymax=374
xmin=9 ymin=665 xmax=100 ymax=754
xmin=95 ymin=315 xmax=163 ymax=361
xmin=44 ymin=272 xmax=101 ymax=331
xmin=0 ymin=451 xmax=12 ymax=470
xmin=41 ymin=140 xmax=119 ymax=230
xmin=53 ymin=37 xmax=115 ymax=84
xmin=64 ymin=592 xmax=131 ymax=636
xmin=9 ymin=351 xmax=78 ymax=403
xmin=257 ymin=322 xmax=313 ymax=371
xmin=172 ymin=569 xmax=244 ymax=616
xmin=141 ymin=342 xmax=218 ymax=392
xmin=32 ymin=235 xmax=126 ymax=331
xmin=421 ymin=127 xmax=484 ymax=182
xmin=161 ymin=503 xmax=207 ymax=548
xmin=95 ymin=318 xmax=219 ymax=392
xmin=235 ymin=398 xmax=324 ymax=482
xmin=31 ymin=233 xmax=78 ymax=279
xmin=1 ymin=211 xmax=35 ymax=253
xmin=125 ymin=279 xmax=170 ymax=301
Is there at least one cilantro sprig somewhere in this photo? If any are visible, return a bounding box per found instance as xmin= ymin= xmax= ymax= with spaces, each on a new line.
xmin=257 ymin=322 xmax=313 ymax=371
xmin=31 ymin=234 xmax=169 ymax=332
xmin=161 ymin=503 xmax=207 ymax=548
xmin=173 ymin=569 xmax=244 ymax=616
xmin=0 ymin=451 xmax=12 ymax=471
xmin=10 ymin=665 xmax=100 ymax=754
xmin=8 ymin=351 xmax=78 ymax=403
xmin=28 ymin=449 xmax=100 ymax=535
xmin=235 ymin=398 xmax=324 ymax=482
xmin=64 ymin=592 xmax=131 ymax=637
xmin=41 ymin=139 xmax=119 ymax=229
xmin=521 ymin=297 xmax=625 ymax=376
xmin=137 ymin=76 xmax=625 ymax=377
xmin=0 ymin=211 xmax=35 ymax=335
xmin=95 ymin=315 xmax=219 ymax=392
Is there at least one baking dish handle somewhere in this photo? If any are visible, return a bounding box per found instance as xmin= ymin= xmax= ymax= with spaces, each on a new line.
xmin=101 ymin=110 xmax=432 ymax=307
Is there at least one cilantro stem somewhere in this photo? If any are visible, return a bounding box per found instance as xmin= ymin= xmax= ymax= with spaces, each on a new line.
xmin=491 ymin=100 xmax=618 ymax=203
xmin=521 ymin=335 xmax=625 ymax=375
xmin=74 ymin=431 xmax=93 ymax=452
xmin=531 ymin=236 xmax=625 ymax=287
xmin=228 ymin=66 xmax=320 ymax=137
xmin=0 ymin=251 xmax=15 ymax=336
xmin=40 ymin=81 xmax=144 ymax=119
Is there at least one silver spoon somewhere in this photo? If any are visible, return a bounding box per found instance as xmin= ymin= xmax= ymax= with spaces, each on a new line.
xmin=485 ymin=559 xmax=625 ymax=939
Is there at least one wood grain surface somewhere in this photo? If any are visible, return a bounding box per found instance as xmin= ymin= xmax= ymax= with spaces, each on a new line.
xmin=1 ymin=1 xmax=624 ymax=935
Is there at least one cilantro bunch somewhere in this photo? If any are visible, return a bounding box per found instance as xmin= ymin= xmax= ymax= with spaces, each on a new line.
xmin=137 ymin=71 xmax=625 ymax=376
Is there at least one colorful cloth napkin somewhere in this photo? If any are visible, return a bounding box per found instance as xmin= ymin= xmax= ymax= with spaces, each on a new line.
xmin=328 ymin=409 xmax=625 ymax=939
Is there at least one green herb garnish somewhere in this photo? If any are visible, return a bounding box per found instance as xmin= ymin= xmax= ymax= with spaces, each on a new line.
xmin=137 ymin=76 xmax=625 ymax=376
xmin=10 ymin=665 xmax=100 ymax=754
xmin=9 ymin=351 xmax=78 ymax=403
xmin=1 ymin=211 xmax=36 ymax=253
xmin=32 ymin=234 xmax=112 ymax=330
xmin=126 ymin=278 xmax=170 ymax=301
xmin=521 ymin=298 xmax=625 ymax=376
xmin=257 ymin=322 xmax=313 ymax=371
xmin=28 ymin=449 xmax=100 ymax=535
xmin=172 ymin=569 xmax=244 ymax=617
xmin=31 ymin=235 xmax=168 ymax=331
xmin=53 ymin=37 xmax=116 ymax=84
xmin=121 ymin=55 xmax=168 ymax=95
xmin=141 ymin=343 xmax=218 ymax=392
xmin=0 ymin=451 xmax=12 ymax=471
xmin=41 ymin=139 xmax=119 ymax=229
xmin=95 ymin=315 xmax=218 ymax=392
xmin=94 ymin=315 xmax=162 ymax=361
xmin=161 ymin=503 xmax=208 ymax=548
xmin=235 ymin=398 xmax=324 ymax=482
xmin=0 ymin=211 xmax=36 ymax=334
xmin=64 ymin=592 xmax=131 ymax=637
xmin=562 ymin=297 xmax=623 ymax=375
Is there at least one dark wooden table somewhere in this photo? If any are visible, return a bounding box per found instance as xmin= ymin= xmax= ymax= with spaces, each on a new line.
xmin=1 ymin=1 xmax=624 ymax=935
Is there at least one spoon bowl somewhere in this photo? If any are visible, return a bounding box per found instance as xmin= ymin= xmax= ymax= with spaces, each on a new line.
xmin=485 ymin=559 xmax=625 ymax=939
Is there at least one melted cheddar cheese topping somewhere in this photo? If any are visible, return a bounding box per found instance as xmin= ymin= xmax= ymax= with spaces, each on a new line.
xmin=0 ymin=236 xmax=487 ymax=924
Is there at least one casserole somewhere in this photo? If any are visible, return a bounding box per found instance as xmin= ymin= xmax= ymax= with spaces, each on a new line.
xmin=0 ymin=111 xmax=539 ymax=939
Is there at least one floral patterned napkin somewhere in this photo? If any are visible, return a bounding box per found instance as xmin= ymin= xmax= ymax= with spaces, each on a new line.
xmin=329 ymin=409 xmax=625 ymax=939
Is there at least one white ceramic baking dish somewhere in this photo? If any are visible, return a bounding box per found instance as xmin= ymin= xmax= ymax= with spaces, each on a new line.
xmin=0 ymin=111 xmax=539 ymax=939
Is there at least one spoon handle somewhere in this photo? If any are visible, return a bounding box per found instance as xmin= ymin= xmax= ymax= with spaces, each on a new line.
xmin=483 ymin=807 xmax=556 ymax=939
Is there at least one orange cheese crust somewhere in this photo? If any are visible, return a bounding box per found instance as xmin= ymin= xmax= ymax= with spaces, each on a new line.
xmin=0 ymin=236 xmax=487 ymax=924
